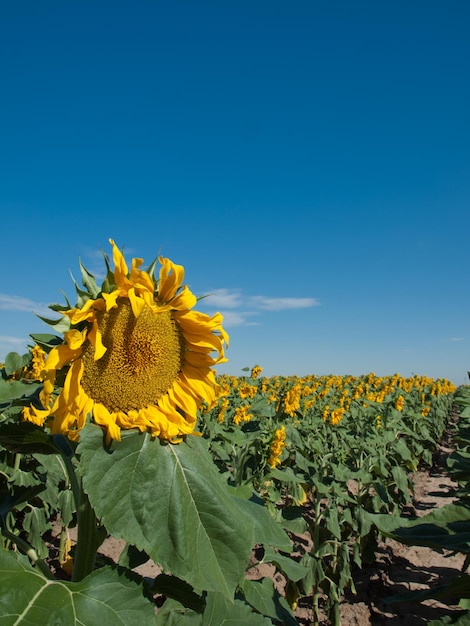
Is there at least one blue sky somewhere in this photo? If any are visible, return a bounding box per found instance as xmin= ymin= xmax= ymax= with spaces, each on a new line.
xmin=1 ymin=1 xmax=469 ymax=385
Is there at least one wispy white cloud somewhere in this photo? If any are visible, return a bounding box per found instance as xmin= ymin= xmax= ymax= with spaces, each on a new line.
xmin=0 ymin=335 xmax=28 ymax=347
xmin=221 ymin=311 xmax=260 ymax=327
xmin=451 ymin=337 xmax=464 ymax=342
xmin=0 ymin=335 xmax=29 ymax=360
xmin=249 ymin=296 xmax=319 ymax=311
xmin=0 ymin=294 xmax=51 ymax=316
xmin=200 ymin=289 xmax=244 ymax=309
xmin=199 ymin=289 xmax=319 ymax=327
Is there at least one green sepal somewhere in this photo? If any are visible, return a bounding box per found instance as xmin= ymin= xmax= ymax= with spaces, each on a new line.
xmin=78 ymin=258 xmax=100 ymax=298
xmin=35 ymin=312 xmax=71 ymax=334
xmin=101 ymin=249 xmax=117 ymax=293
xmin=29 ymin=333 xmax=63 ymax=351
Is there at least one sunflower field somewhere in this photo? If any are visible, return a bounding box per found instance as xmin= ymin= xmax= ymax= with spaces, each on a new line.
xmin=0 ymin=240 xmax=464 ymax=626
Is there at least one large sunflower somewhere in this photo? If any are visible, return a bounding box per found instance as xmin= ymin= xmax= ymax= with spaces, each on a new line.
xmin=23 ymin=239 xmax=228 ymax=443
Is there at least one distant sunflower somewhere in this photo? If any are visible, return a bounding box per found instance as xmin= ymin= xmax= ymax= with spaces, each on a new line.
xmin=23 ymin=239 xmax=228 ymax=443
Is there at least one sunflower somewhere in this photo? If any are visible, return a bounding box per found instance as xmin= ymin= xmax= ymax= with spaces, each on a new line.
xmin=23 ymin=239 xmax=228 ymax=444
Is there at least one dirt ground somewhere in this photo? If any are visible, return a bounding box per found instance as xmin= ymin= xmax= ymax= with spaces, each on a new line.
xmin=51 ymin=440 xmax=467 ymax=625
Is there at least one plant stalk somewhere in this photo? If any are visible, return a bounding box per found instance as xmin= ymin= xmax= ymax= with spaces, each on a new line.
xmin=72 ymin=488 xmax=98 ymax=582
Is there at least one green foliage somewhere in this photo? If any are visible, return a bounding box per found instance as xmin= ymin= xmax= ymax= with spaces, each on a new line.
xmin=78 ymin=425 xmax=257 ymax=599
xmin=370 ymin=385 xmax=470 ymax=619
xmin=0 ymin=357 xmax=458 ymax=625
xmin=0 ymin=548 xmax=157 ymax=625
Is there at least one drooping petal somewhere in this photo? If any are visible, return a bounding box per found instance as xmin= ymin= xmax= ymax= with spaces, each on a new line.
xmin=168 ymin=285 xmax=197 ymax=311
xmin=65 ymin=329 xmax=87 ymax=350
xmin=45 ymin=344 xmax=81 ymax=371
xmin=157 ymin=257 xmax=184 ymax=302
xmin=128 ymin=287 xmax=146 ymax=319
xmin=87 ymin=318 xmax=107 ymax=360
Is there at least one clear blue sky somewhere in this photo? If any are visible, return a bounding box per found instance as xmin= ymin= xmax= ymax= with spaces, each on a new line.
xmin=1 ymin=1 xmax=469 ymax=385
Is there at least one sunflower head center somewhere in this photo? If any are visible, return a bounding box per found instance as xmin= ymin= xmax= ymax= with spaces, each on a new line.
xmin=81 ymin=300 xmax=185 ymax=413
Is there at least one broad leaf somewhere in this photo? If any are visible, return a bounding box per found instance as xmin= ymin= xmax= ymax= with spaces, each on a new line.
xmin=0 ymin=380 xmax=41 ymax=405
xmin=240 ymin=578 xmax=297 ymax=625
xmin=0 ymin=548 xmax=156 ymax=624
xmin=262 ymin=545 xmax=309 ymax=582
xmin=78 ymin=426 xmax=255 ymax=599
xmin=203 ymin=591 xmax=273 ymax=625
xmin=369 ymin=503 xmax=470 ymax=553
xmin=0 ymin=422 xmax=61 ymax=455
xmin=4 ymin=352 xmax=30 ymax=376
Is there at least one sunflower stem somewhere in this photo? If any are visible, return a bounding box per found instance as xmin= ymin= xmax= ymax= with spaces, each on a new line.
xmin=72 ymin=487 xmax=99 ymax=582
xmin=0 ymin=528 xmax=55 ymax=580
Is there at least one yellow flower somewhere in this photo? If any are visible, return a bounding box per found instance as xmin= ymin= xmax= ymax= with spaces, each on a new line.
xmin=233 ymin=405 xmax=253 ymax=425
xmin=251 ymin=365 xmax=263 ymax=379
xmin=217 ymin=397 xmax=229 ymax=423
xmin=24 ymin=345 xmax=47 ymax=380
xmin=395 ymin=395 xmax=405 ymax=412
xmin=329 ymin=407 xmax=345 ymax=426
xmin=267 ymin=425 xmax=286 ymax=468
xmin=23 ymin=240 xmax=228 ymax=444
xmin=283 ymin=385 xmax=301 ymax=417
xmin=238 ymin=382 xmax=257 ymax=399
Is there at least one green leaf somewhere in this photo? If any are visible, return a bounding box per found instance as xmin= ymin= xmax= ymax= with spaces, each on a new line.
xmin=155 ymin=598 xmax=202 ymax=625
xmin=269 ymin=467 xmax=305 ymax=483
xmin=385 ymin=572 xmax=470 ymax=605
xmin=0 ymin=422 xmax=61 ymax=455
xmin=78 ymin=426 xmax=255 ymax=599
xmin=4 ymin=352 xmax=30 ymax=376
xmin=152 ymin=574 xmax=205 ymax=613
xmin=0 ymin=548 xmax=157 ymax=624
xmin=0 ymin=379 xmax=41 ymax=405
xmin=202 ymin=591 xmax=272 ymax=625
xmin=240 ymin=578 xmax=297 ymax=624
xmin=262 ymin=545 xmax=310 ymax=582
xmin=232 ymin=496 xmax=292 ymax=552
xmin=369 ymin=503 xmax=470 ymax=553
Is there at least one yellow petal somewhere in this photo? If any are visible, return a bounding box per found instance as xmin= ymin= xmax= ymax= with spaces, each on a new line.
xmin=45 ymin=344 xmax=81 ymax=371
xmin=87 ymin=319 xmax=107 ymax=361
xmin=158 ymin=257 xmax=184 ymax=302
xmin=169 ymin=285 xmax=197 ymax=311
xmin=64 ymin=329 xmax=87 ymax=350
xmin=128 ymin=288 xmax=146 ymax=319
xmin=93 ymin=402 xmax=121 ymax=443
xmin=110 ymin=239 xmax=131 ymax=289
xmin=102 ymin=290 xmax=120 ymax=311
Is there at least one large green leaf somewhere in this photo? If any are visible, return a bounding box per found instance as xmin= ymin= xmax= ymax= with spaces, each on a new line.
xmin=229 ymin=493 xmax=292 ymax=552
xmin=369 ymin=503 xmax=470 ymax=553
xmin=0 ymin=548 xmax=156 ymax=624
xmin=202 ymin=592 xmax=273 ymax=625
xmin=155 ymin=598 xmax=202 ymax=625
xmin=4 ymin=352 xmax=30 ymax=376
xmin=78 ymin=426 xmax=255 ymax=598
xmin=240 ymin=578 xmax=298 ymax=624
xmin=0 ymin=380 xmax=41 ymax=405
xmin=0 ymin=422 xmax=61 ymax=455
